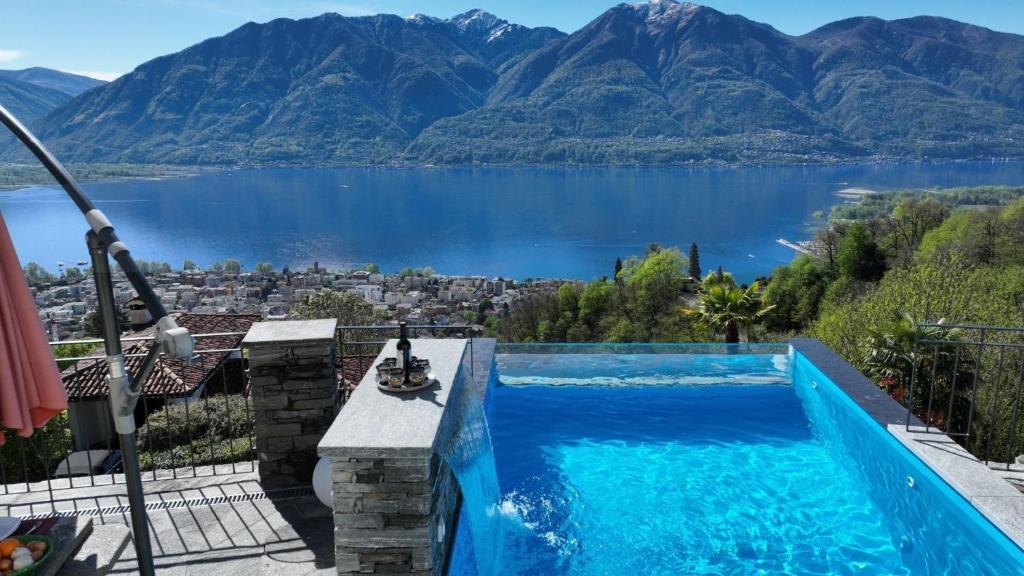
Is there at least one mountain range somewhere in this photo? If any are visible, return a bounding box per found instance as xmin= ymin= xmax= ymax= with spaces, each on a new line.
xmin=4 ymin=1 xmax=1024 ymax=166
xmin=0 ymin=68 xmax=105 ymax=121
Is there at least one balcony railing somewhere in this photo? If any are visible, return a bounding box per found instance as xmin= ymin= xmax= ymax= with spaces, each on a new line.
xmin=1 ymin=332 xmax=255 ymax=497
xmin=2 ymin=324 xmax=481 ymax=497
xmin=907 ymin=323 xmax=1024 ymax=467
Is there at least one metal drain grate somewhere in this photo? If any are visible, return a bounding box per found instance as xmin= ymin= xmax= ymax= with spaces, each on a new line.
xmin=22 ymin=486 xmax=315 ymax=519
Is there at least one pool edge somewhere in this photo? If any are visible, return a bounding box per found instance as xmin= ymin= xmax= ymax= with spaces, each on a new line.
xmin=791 ymin=337 xmax=1024 ymax=550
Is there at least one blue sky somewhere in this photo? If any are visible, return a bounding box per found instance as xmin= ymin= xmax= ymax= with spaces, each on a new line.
xmin=3 ymin=0 xmax=1023 ymax=81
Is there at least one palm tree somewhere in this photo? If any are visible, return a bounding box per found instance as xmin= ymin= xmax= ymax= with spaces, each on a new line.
xmin=862 ymin=311 xmax=970 ymax=429
xmin=685 ymin=281 xmax=775 ymax=343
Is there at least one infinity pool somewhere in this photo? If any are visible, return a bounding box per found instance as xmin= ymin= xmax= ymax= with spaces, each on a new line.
xmin=448 ymin=347 xmax=1024 ymax=575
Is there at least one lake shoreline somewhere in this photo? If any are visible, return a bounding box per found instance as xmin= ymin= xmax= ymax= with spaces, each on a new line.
xmin=6 ymin=161 xmax=1024 ymax=285
xmin=0 ymin=164 xmax=207 ymax=192
xmin=3 ymin=156 xmax=1024 ymax=190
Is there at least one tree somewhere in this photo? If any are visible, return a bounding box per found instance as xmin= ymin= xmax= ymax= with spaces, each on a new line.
xmin=762 ymin=255 xmax=829 ymax=332
xmin=477 ymin=299 xmax=493 ymax=315
xmin=292 ymin=289 xmax=386 ymax=343
xmin=210 ymin=261 xmax=224 ymax=273
xmin=702 ymin=268 xmax=736 ymax=291
xmin=183 ymin=259 xmax=196 ymax=270
xmin=224 ymin=259 xmax=241 ymax=273
xmin=255 ymin=262 xmax=274 ymax=275
xmin=365 ymin=263 xmax=380 ymax=273
xmin=24 ymin=262 xmax=54 ymax=286
xmin=811 ymin=256 xmax=1024 ymax=365
xmin=499 ymin=246 xmax=707 ymax=343
xmin=816 ymin=224 xmax=844 ymax=273
xmin=998 ymin=197 xmax=1024 ymax=264
xmin=620 ymin=248 xmax=688 ymax=338
xmin=83 ymin=307 xmax=130 ymax=338
xmin=688 ymin=243 xmax=701 ymax=280
xmin=837 ymin=222 xmax=886 ymax=281
xmin=862 ymin=312 xmax=970 ymax=428
xmin=574 ymin=279 xmax=615 ymax=340
xmin=614 ymin=257 xmax=623 ymax=280
xmin=475 ymin=299 xmax=494 ymax=325
xmin=685 ymin=281 xmax=774 ymax=343
xmin=399 ymin=267 xmax=414 ymax=278
xmin=63 ymin=266 xmax=84 ymax=282
xmin=885 ymin=197 xmax=950 ymax=266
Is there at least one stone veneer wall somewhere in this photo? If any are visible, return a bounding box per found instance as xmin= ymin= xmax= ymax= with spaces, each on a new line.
xmin=321 ymin=339 xmax=482 ymax=575
xmin=243 ymin=319 xmax=339 ymax=489
xmin=332 ymin=452 xmax=460 ymax=574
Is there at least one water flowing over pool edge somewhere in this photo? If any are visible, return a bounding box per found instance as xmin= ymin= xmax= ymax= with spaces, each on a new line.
xmin=442 ymin=342 xmax=1024 ymax=575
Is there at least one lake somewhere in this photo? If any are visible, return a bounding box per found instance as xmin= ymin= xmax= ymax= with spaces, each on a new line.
xmin=4 ymin=162 xmax=1024 ymax=283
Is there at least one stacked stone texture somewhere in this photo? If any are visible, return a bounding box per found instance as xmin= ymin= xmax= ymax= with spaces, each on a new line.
xmin=245 ymin=323 xmax=339 ymax=489
xmin=332 ymin=452 xmax=459 ymax=574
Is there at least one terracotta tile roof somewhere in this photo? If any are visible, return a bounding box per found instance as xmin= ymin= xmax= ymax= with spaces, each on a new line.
xmin=62 ymin=313 xmax=261 ymax=401
xmin=338 ymin=355 xmax=377 ymax=393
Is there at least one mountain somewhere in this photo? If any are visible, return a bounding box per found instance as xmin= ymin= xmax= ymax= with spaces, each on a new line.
xmin=411 ymin=1 xmax=1024 ymax=164
xmin=6 ymin=11 xmax=563 ymax=164
xmin=8 ymin=2 xmax=1024 ymax=165
xmin=0 ymin=68 xmax=106 ymax=97
xmin=445 ymin=9 xmax=565 ymax=73
xmin=0 ymin=77 xmax=69 ymax=121
xmin=0 ymin=68 xmax=106 ymax=122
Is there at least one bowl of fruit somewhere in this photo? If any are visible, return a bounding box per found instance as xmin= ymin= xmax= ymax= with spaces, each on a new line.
xmin=0 ymin=535 xmax=51 ymax=575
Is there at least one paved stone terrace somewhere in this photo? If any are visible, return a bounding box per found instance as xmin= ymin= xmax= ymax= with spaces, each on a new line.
xmin=0 ymin=466 xmax=335 ymax=575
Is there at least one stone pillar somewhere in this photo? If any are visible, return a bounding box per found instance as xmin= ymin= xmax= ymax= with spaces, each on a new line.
xmin=319 ymin=339 xmax=471 ymax=575
xmin=242 ymin=319 xmax=338 ymax=489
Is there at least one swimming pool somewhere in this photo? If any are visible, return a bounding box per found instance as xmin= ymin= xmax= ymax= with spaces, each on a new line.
xmin=447 ymin=345 xmax=1024 ymax=575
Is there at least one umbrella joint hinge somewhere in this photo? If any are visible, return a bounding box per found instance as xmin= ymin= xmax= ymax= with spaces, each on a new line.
xmin=106 ymin=355 xmax=140 ymax=433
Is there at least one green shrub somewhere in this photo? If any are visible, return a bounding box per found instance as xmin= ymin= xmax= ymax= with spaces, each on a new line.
xmin=137 ymin=394 xmax=253 ymax=467
xmin=0 ymin=413 xmax=73 ymax=483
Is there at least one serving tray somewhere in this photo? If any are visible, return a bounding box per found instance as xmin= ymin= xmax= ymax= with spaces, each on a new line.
xmin=376 ymin=378 xmax=437 ymax=394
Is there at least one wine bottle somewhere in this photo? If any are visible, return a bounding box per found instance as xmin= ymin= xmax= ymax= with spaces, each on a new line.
xmin=397 ymin=321 xmax=412 ymax=382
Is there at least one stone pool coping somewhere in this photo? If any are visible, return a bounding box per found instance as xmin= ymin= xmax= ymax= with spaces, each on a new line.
xmin=319 ymin=339 xmax=469 ymax=459
xmin=791 ymin=338 xmax=1024 ymax=549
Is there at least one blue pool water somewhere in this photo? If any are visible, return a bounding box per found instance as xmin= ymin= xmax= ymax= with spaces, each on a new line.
xmin=448 ymin=349 xmax=1024 ymax=575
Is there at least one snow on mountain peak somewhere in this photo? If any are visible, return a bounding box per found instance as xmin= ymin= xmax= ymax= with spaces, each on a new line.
xmin=448 ymin=9 xmax=522 ymax=43
xmin=628 ymin=0 xmax=701 ymax=25
xmin=450 ymin=9 xmax=505 ymax=33
xmin=406 ymin=13 xmax=441 ymax=24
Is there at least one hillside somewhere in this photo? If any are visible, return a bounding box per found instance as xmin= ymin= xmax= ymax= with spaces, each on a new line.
xmin=0 ymin=68 xmax=106 ymax=122
xmin=0 ymin=68 xmax=106 ymax=97
xmin=8 ymin=1 xmax=1024 ymax=165
xmin=7 ymin=11 xmax=563 ymax=165
xmin=412 ymin=2 xmax=1024 ymax=164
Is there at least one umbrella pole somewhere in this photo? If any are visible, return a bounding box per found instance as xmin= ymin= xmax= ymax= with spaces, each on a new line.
xmin=87 ymin=232 xmax=157 ymax=576
xmin=0 ymin=103 xmax=181 ymax=576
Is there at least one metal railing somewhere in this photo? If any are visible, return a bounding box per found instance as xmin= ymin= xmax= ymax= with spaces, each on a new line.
xmin=907 ymin=323 xmax=1024 ymax=466
xmin=336 ymin=324 xmax=478 ymax=402
xmin=2 ymin=324 xmax=478 ymax=497
xmin=0 ymin=333 xmax=256 ymax=497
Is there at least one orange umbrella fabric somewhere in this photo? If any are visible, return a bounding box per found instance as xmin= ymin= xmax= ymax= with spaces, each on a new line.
xmin=0 ymin=211 xmax=68 ymax=443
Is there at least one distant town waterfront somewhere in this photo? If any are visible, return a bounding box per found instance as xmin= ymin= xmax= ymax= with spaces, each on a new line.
xmin=4 ymin=162 xmax=1024 ymax=283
